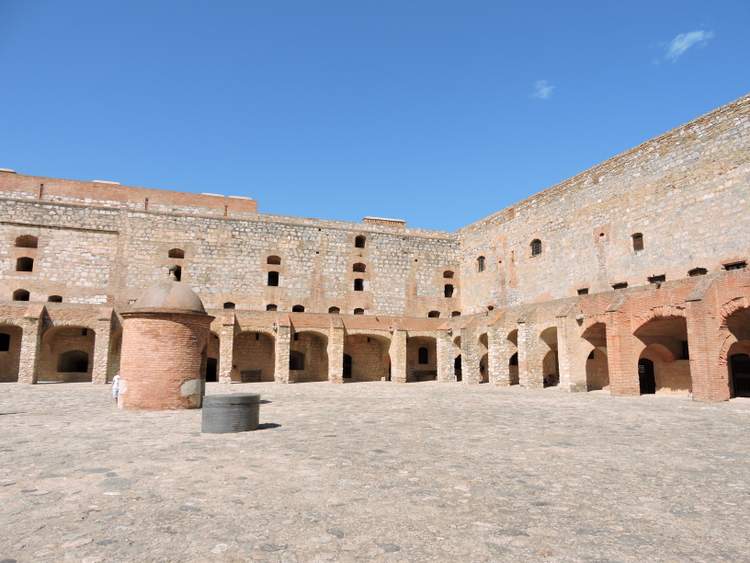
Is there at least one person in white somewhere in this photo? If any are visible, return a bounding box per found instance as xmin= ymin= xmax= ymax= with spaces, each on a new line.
xmin=111 ymin=373 xmax=121 ymax=404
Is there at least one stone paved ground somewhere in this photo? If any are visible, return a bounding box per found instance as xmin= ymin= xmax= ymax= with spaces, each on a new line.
xmin=1 ymin=382 xmax=750 ymax=562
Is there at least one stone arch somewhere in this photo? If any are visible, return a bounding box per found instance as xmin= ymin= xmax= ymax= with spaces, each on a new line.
xmin=634 ymin=315 xmax=691 ymax=395
xmin=580 ymin=321 xmax=609 ymax=391
xmin=0 ymin=324 xmax=22 ymax=382
xmin=291 ymin=330 xmax=329 ymax=382
xmin=39 ymin=325 xmax=96 ymax=382
xmin=343 ymin=332 xmax=391 ymax=382
xmin=232 ymin=330 xmax=275 ymax=382
xmin=204 ymin=331 xmax=220 ymax=382
xmin=538 ymin=326 xmax=559 ymax=388
xmin=407 ymin=335 xmax=436 ymax=382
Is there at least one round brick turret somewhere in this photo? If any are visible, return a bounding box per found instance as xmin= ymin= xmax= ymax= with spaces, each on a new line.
xmin=119 ymin=277 xmax=214 ymax=410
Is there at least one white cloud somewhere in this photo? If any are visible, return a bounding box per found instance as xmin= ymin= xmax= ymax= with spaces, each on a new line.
xmin=665 ymin=30 xmax=714 ymax=62
xmin=531 ymin=79 xmax=554 ymax=100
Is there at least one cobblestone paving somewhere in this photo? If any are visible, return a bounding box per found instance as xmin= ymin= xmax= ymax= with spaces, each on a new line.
xmin=1 ymin=382 xmax=749 ymax=562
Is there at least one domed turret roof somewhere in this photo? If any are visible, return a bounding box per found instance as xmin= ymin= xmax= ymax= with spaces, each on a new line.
xmin=133 ymin=280 xmax=206 ymax=314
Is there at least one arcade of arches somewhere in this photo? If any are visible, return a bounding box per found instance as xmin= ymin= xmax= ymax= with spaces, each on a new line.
xmin=1 ymin=271 xmax=750 ymax=402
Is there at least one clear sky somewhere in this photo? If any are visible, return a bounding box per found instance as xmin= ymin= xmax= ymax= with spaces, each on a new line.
xmin=1 ymin=1 xmax=748 ymax=231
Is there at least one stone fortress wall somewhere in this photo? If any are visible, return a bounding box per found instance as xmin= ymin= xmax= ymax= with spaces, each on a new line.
xmin=0 ymin=93 xmax=748 ymax=403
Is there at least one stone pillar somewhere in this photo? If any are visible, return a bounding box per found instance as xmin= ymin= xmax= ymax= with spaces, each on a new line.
xmin=436 ymin=330 xmax=454 ymax=382
xmin=460 ymin=325 xmax=481 ymax=385
xmin=488 ymin=325 xmax=508 ymax=386
xmin=91 ymin=313 xmax=113 ymax=384
xmin=18 ymin=317 xmax=42 ymax=385
xmin=274 ymin=324 xmax=291 ymax=384
xmin=219 ymin=320 xmax=235 ymax=384
xmin=556 ymin=315 xmax=583 ymax=392
xmin=686 ymin=299 xmax=725 ymax=402
xmin=328 ymin=326 xmax=344 ymax=383
xmin=606 ymin=311 xmax=639 ymax=396
xmin=389 ymin=330 xmax=407 ymax=383
xmin=516 ymin=321 xmax=536 ymax=388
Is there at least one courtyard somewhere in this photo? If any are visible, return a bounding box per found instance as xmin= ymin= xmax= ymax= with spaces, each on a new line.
xmin=1 ymin=382 xmax=749 ymax=562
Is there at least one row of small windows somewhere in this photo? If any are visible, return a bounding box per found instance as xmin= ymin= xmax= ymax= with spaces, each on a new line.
xmin=11 ymin=290 xmax=62 ymax=302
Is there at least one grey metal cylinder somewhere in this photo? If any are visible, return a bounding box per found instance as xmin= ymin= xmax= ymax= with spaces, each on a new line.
xmin=201 ymin=393 xmax=261 ymax=433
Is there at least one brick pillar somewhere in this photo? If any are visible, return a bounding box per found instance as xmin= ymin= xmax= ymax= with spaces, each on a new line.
xmin=389 ymin=330 xmax=407 ymax=383
xmin=460 ymin=325 xmax=481 ymax=385
xmin=18 ymin=317 xmax=42 ymax=385
xmin=517 ymin=320 xmax=541 ymax=389
xmin=606 ymin=311 xmax=639 ymax=396
xmin=556 ymin=315 xmax=583 ymax=392
xmin=274 ymin=324 xmax=291 ymax=384
xmin=219 ymin=321 xmax=235 ymax=384
xmin=436 ymin=330 xmax=454 ymax=382
xmin=686 ymin=299 xmax=727 ymax=402
xmin=328 ymin=326 xmax=344 ymax=383
xmin=91 ymin=315 xmax=113 ymax=384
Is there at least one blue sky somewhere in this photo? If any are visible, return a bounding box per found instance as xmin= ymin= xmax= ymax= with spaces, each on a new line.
xmin=1 ymin=1 xmax=748 ymax=231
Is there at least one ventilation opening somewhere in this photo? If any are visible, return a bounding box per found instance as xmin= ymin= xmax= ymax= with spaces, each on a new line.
xmin=168 ymin=248 xmax=185 ymax=259
xmin=223 ymin=302 xmax=236 ymax=309
xmin=688 ymin=267 xmax=707 ymax=277
xmin=612 ymin=282 xmax=628 ymax=290
xmin=267 ymin=255 xmax=281 ymax=265
xmin=15 ymin=257 xmax=33 ymax=272
xmin=48 ymin=295 xmax=63 ymax=303
xmin=648 ymin=274 xmax=666 ymax=284
xmin=57 ymin=350 xmax=89 ymax=373
xmin=267 ymin=271 xmax=279 ymax=286
xmin=266 ymin=304 xmax=277 ymax=311
xmin=15 ymin=235 xmax=38 ymax=248
xmin=328 ymin=306 xmax=340 ymax=314
xmin=353 ymin=308 xmax=364 ymax=315
xmin=632 ymin=233 xmax=644 ymax=252
xmin=443 ymin=270 xmax=454 ymax=279
xmin=724 ymin=261 xmax=747 ymax=271
xmin=577 ymin=288 xmax=589 ymax=295
xmin=292 ymin=305 xmax=305 ymax=312
xmin=427 ymin=311 xmax=440 ymax=318
xmin=354 ymin=235 xmax=366 ymax=248
xmin=451 ymin=311 xmax=461 ymax=317
xmin=12 ymin=289 xmax=29 ymax=301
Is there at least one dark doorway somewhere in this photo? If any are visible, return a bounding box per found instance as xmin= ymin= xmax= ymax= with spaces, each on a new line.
xmin=454 ymin=355 xmax=462 ymax=382
xmin=343 ymin=354 xmax=352 ymax=379
xmin=730 ymin=354 xmax=750 ymax=398
xmin=206 ymin=358 xmax=218 ymax=382
xmin=638 ymin=358 xmax=656 ymax=394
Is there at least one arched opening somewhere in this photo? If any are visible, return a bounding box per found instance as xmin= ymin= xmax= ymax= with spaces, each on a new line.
xmin=223 ymin=302 xmax=235 ymax=309
xmin=635 ymin=316 xmax=691 ymax=395
xmin=205 ymin=332 xmax=220 ymax=382
xmin=57 ymin=350 xmax=89 ymax=373
xmin=407 ymin=337 xmax=436 ymax=381
xmin=427 ymin=310 xmax=440 ymax=318
xmin=48 ymin=295 xmax=63 ymax=303
xmin=266 ymin=304 xmax=278 ymax=311
xmin=292 ymin=305 xmax=305 ymax=313
xmin=290 ymin=331 xmax=328 ymax=382
xmin=353 ymin=308 xmax=364 ymax=315
xmin=267 ymin=255 xmax=281 ymax=265
xmin=328 ymin=306 xmax=340 ymax=314
xmin=12 ymin=289 xmax=29 ymax=301
xmin=539 ymin=327 xmax=559 ymax=388
xmin=725 ymin=307 xmax=750 ymax=398
xmin=267 ymin=271 xmax=279 ymax=286
xmin=343 ymin=334 xmax=391 ymax=382
xmin=354 ymin=235 xmax=366 ymax=249
xmin=581 ymin=322 xmax=609 ymax=391
xmin=0 ymin=325 xmax=22 ymax=382
xmin=16 ymin=257 xmax=33 ymax=272
xmin=507 ymin=329 xmax=519 ymax=385
xmin=15 ymin=235 xmax=38 ymax=248
xmin=232 ymin=331 xmax=275 ymax=382
xmin=444 ymin=284 xmax=454 ymax=298
xmin=476 ymin=256 xmax=485 ymax=272
xmin=530 ymin=239 xmax=542 ymax=257
xmin=353 ymin=263 xmax=366 ymax=273
xmin=168 ymin=248 xmax=185 ymax=259
xmin=39 ymin=326 xmax=96 ymax=382
xmin=451 ymin=311 xmax=461 ymax=317
xmin=478 ymin=332 xmax=489 ymax=383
